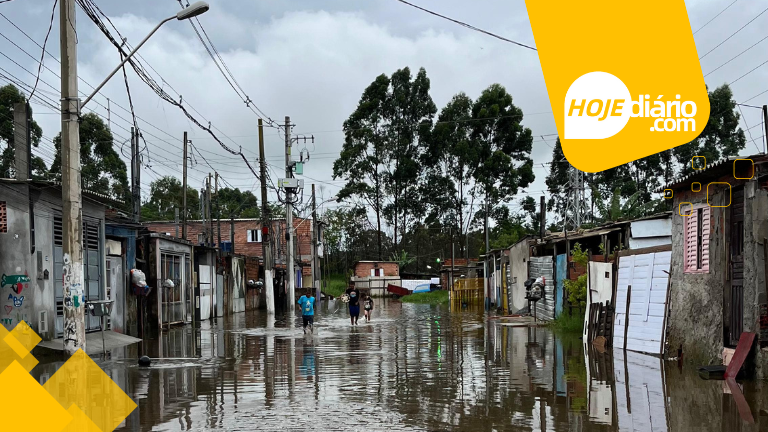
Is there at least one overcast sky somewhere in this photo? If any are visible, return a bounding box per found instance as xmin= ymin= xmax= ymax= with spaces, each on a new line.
xmin=1 ymin=0 xmax=766 ymax=224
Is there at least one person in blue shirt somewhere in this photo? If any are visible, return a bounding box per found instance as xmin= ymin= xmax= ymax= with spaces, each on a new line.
xmin=297 ymin=289 xmax=316 ymax=333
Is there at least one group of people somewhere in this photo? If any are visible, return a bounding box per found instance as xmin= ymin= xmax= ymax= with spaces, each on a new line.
xmin=297 ymin=285 xmax=375 ymax=333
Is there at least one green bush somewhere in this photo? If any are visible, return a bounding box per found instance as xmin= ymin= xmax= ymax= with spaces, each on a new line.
xmin=565 ymin=243 xmax=588 ymax=307
xmin=325 ymin=275 xmax=348 ymax=298
xmin=401 ymin=290 xmax=449 ymax=305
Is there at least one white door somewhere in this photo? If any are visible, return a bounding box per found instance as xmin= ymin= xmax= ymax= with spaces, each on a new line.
xmin=107 ymin=256 xmax=124 ymax=333
xmin=614 ymin=251 xmax=671 ymax=355
xmin=232 ymin=258 xmax=245 ymax=313
xmin=583 ymin=261 xmax=614 ymax=340
xmin=199 ymin=265 xmax=212 ymax=321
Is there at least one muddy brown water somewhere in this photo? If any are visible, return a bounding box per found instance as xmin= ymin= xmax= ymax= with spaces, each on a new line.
xmin=31 ymin=299 xmax=768 ymax=431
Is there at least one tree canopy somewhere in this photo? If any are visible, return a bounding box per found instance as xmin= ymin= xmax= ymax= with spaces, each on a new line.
xmin=0 ymin=84 xmax=46 ymax=179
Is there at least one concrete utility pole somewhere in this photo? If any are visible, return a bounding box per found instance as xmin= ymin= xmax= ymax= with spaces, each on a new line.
xmin=763 ymin=105 xmax=767 ymax=154
xmin=540 ymin=195 xmax=546 ymax=239
xmin=216 ymin=172 xmax=221 ymax=250
xmin=484 ymin=200 xmax=490 ymax=311
xmin=311 ymin=184 xmax=319 ymax=299
xmin=259 ymin=119 xmax=275 ymax=314
xmin=206 ymin=174 xmax=212 ymax=246
xmin=60 ymin=0 xmax=85 ymax=355
xmin=285 ymin=116 xmax=295 ymax=308
xmin=450 ymin=227 xmax=455 ymax=291
xmin=182 ymin=132 xmax=188 ymax=240
xmin=131 ymin=127 xmax=141 ymax=223
xmin=230 ymin=217 xmax=235 ymax=254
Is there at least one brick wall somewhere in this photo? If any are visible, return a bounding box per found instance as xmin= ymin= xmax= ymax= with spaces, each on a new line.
xmin=353 ymin=262 xmax=400 ymax=278
xmin=145 ymin=218 xmax=313 ymax=261
xmin=567 ymin=255 xmax=610 ymax=280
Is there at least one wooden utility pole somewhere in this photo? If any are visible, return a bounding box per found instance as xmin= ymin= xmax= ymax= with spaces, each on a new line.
xmin=763 ymin=105 xmax=767 ymax=154
xmin=60 ymin=0 xmax=85 ymax=355
xmin=182 ymin=131 xmax=188 ymax=240
xmin=540 ymin=195 xmax=546 ymax=239
xmin=131 ymin=127 xmax=141 ymax=223
xmin=259 ymin=119 xmax=275 ymax=314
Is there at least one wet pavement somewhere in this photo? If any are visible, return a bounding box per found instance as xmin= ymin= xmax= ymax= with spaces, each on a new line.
xmin=31 ymin=298 xmax=768 ymax=431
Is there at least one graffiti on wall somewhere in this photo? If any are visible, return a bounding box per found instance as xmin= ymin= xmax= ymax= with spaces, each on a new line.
xmin=7 ymin=294 xmax=24 ymax=307
xmin=1 ymin=273 xmax=30 ymax=295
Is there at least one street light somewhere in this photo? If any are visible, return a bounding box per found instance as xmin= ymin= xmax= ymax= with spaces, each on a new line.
xmin=81 ymin=1 xmax=210 ymax=109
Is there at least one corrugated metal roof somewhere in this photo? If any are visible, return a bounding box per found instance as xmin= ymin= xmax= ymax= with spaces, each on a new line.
xmin=658 ymin=154 xmax=768 ymax=192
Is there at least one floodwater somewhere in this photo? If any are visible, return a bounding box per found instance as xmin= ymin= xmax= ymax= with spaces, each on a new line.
xmin=32 ymin=298 xmax=768 ymax=431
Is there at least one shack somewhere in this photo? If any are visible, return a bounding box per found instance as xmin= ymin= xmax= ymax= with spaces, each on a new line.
xmin=663 ymin=155 xmax=768 ymax=375
xmin=351 ymin=260 xmax=400 ymax=296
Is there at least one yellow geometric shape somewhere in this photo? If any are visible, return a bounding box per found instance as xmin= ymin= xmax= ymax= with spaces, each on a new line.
xmin=663 ymin=189 xmax=673 ymax=199
xmin=7 ymin=320 xmax=42 ymax=357
xmin=707 ymin=182 xmax=732 ymax=208
xmin=43 ymin=349 xmax=137 ymax=432
xmin=691 ymin=182 xmax=701 ymax=192
xmin=0 ymin=360 xmax=73 ymax=431
xmin=692 ymin=156 xmax=706 ymax=170
xmin=733 ymin=159 xmax=754 ymax=180
xmin=526 ymin=0 xmax=710 ymax=172
xmin=0 ymin=332 xmax=38 ymax=374
xmin=679 ymin=202 xmax=693 ymax=217
xmin=61 ymin=403 xmax=105 ymax=432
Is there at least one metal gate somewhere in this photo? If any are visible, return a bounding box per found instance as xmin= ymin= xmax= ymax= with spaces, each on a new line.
xmin=729 ymin=186 xmax=745 ymax=347
xmin=555 ymin=254 xmax=566 ymax=318
xmin=530 ymin=256 xmax=555 ymax=321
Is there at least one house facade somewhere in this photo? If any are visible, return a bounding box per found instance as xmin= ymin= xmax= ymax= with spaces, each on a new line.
xmin=664 ymin=155 xmax=768 ymax=375
xmin=0 ymin=179 xmax=116 ymax=341
xmin=351 ymin=261 xmax=400 ymax=296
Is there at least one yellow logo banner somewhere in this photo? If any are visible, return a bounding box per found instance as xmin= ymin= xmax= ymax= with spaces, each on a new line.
xmin=525 ymin=0 xmax=710 ymax=172
xmin=0 ymin=322 xmax=137 ymax=431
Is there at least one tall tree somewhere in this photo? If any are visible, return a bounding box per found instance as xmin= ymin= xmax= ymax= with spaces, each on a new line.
xmin=141 ymin=176 xmax=200 ymax=221
xmin=425 ymin=92 xmax=476 ymax=256
xmin=545 ymin=138 xmax=569 ymax=222
xmin=470 ymin=84 xmax=535 ymax=215
xmin=673 ymin=84 xmax=746 ymax=174
xmin=333 ymin=74 xmax=390 ymax=260
xmin=384 ymin=67 xmax=436 ymax=247
xmin=51 ymin=113 xmax=129 ymax=203
xmin=0 ymin=84 xmax=47 ymax=178
xmin=213 ymin=187 xmax=259 ymax=219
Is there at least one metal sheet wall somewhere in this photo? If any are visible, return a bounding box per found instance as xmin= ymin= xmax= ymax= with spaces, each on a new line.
xmin=529 ymin=256 xmax=555 ymax=321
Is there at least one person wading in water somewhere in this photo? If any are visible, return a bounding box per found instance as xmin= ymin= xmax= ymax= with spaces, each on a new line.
xmin=297 ymin=288 xmax=316 ymax=334
xmin=345 ymin=284 xmax=361 ymax=325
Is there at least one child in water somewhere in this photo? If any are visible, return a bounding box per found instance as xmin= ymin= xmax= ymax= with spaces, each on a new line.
xmin=363 ymin=294 xmax=374 ymax=322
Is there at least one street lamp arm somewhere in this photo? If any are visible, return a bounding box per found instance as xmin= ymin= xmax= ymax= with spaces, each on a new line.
xmin=82 ymin=16 xmax=175 ymax=109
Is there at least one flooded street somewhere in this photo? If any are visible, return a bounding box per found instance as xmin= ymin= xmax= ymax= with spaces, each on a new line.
xmin=34 ymin=299 xmax=768 ymax=431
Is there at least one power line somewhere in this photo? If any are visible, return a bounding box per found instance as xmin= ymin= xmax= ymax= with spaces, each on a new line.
xmin=693 ymin=0 xmax=738 ymax=35
xmin=394 ymin=0 xmax=537 ymax=51
xmin=704 ymin=34 xmax=768 ymax=77
xmin=699 ymin=6 xmax=768 ymax=60
xmin=28 ymin=0 xmax=57 ymax=101
xmin=728 ymin=58 xmax=768 ymax=86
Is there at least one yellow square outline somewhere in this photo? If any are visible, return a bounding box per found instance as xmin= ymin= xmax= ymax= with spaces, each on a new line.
xmin=733 ymin=159 xmax=754 ymax=180
xmin=707 ymin=182 xmax=731 ymax=207
xmin=692 ymin=156 xmax=706 ymax=170
xmin=692 ymin=182 xmax=701 ymax=192
xmin=663 ymin=189 xmax=673 ymax=199
xmin=679 ymin=202 xmax=693 ymax=216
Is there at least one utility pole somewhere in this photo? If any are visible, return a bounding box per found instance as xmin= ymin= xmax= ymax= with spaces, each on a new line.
xmin=182 ymin=131 xmax=188 ymax=240
xmin=540 ymin=195 xmax=546 ymax=239
xmin=131 ymin=127 xmax=141 ymax=223
xmin=484 ymin=200 xmax=490 ymax=311
xmin=230 ymin=217 xmax=235 ymax=254
xmin=450 ymin=227 xmax=455 ymax=292
xmin=311 ymin=184 xmax=319 ymax=299
xmin=206 ymin=174 xmax=212 ymax=246
xmin=175 ymin=208 xmax=179 ymax=237
xmin=60 ymin=0 xmax=85 ymax=355
xmin=763 ymin=105 xmax=767 ymax=154
xmin=285 ymin=116 xmax=295 ymax=308
xmin=259 ymin=119 xmax=275 ymax=314
xmin=216 ymin=172 xmax=221 ymax=250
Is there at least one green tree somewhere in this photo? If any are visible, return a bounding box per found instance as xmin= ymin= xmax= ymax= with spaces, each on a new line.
xmin=383 ymin=67 xmax=436 ymax=247
xmin=520 ymin=195 xmax=540 ymax=234
xmin=141 ymin=176 xmax=200 ymax=221
xmin=673 ymin=84 xmax=746 ymax=174
xmin=424 ymin=92 xmax=476 ymax=256
xmin=51 ymin=113 xmax=129 ymax=203
xmin=564 ymin=242 xmax=588 ymax=307
xmin=333 ymin=74 xmax=390 ymax=260
xmin=0 ymin=84 xmax=47 ymax=179
xmin=470 ymin=84 xmax=535 ymax=217
xmin=213 ymin=187 xmax=259 ymax=219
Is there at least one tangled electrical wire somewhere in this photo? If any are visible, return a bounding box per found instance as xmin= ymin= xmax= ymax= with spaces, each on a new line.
xmin=75 ymin=0 xmax=260 ymax=180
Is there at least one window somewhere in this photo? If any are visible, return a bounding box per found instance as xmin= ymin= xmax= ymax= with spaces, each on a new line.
xmin=370 ymin=268 xmax=383 ymax=277
xmin=684 ymin=205 xmax=710 ymax=273
xmin=198 ymin=233 xmax=206 ymax=244
xmin=247 ymin=229 xmax=262 ymax=243
xmin=0 ymin=201 xmax=6 ymax=233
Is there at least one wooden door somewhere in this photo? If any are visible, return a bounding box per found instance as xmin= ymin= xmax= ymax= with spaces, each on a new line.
xmin=729 ymin=186 xmax=745 ymax=347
